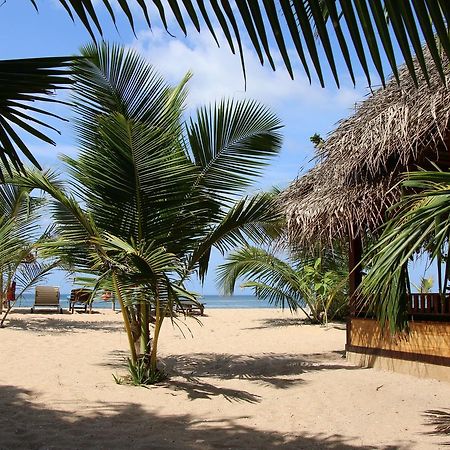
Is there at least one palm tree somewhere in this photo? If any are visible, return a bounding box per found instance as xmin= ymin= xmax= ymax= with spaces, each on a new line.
xmin=218 ymin=245 xmax=348 ymax=324
xmin=15 ymin=42 xmax=283 ymax=380
xmin=361 ymin=169 xmax=450 ymax=332
xmin=0 ymin=179 xmax=60 ymax=323
xmin=28 ymin=1 xmax=450 ymax=88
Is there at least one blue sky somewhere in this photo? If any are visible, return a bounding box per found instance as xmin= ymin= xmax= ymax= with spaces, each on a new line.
xmin=3 ymin=2 xmax=410 ymax=294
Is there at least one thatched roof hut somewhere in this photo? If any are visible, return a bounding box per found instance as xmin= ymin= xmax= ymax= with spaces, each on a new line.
xmin=281 ymin=51 xmax=450 ymax=247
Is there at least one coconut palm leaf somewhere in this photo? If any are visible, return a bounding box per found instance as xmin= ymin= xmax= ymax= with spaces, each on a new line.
xmin=217 ymin=245 xmax=311 ymax=314
xmin=189 ymin=191 xmax=283 ymax=281
xmin=187 ymin=99 xmax=283 ymax=201
xmin=13 ymin=168 xmax=101 ymax=272
xmin=361 ymin=169 xmax=450 ymax=332
xmin=218 ymin=244 xmax=349 ymax=322
xmin=30 ymin=1 xmax=450 ymax=88
xmin=240 ymin=280 xmax=304 ymax=312
xmin=0 ymin=56 xmax=73 ymax=179
xmin=0 ymin=218 xmax=28 ymax=269
xmin=14 ymin=259 xmax=61 ymax=298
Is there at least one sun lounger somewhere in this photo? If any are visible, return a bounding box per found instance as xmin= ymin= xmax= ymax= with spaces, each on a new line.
xmin=31 ymin=286 xmax=62 ymax=313
xmin=175 ymin=300 xmax=205 ymax=316
xmin=148 ymin=300 xmax=205 ymax=319
xmin=68 ymin=289 xmax=93 ymax=314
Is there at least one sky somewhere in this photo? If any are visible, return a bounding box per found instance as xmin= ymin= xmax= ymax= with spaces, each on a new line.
xmin=2 ymin=1 xmax=411 ymax=294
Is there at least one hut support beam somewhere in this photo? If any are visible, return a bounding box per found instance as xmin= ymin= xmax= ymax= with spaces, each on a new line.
xmin=347 ymin=234 xmax=362 ymax=348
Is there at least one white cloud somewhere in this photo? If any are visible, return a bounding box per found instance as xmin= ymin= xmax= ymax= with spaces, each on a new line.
xmin=133 ymin=27 xmax=364 ymax=113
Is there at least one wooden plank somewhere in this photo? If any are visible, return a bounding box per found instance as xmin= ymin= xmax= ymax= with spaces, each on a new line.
xmin=349 ymin=318 xmax=450 ymax=358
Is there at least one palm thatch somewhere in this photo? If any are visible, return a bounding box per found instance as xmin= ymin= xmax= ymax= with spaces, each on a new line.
xmin=281 ymin=50 xmax=450 ymax=247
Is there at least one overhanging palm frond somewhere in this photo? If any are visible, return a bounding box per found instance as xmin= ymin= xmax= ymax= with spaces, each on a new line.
xmin=31 ymin=1 xmax=450 ymax=88
xmin=0 ymin=56 xmax=73 ymax=178
xmin=361 ymin=170 xmax=450 ymax=332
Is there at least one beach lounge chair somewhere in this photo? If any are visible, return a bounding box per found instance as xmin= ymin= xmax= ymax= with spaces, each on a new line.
xmin=31 ymin=286 xmax=62 ymax=313
xmin=175 ymin=300 xmax=205 ymax=316
xmin=68 ymin=289 xmax=93 ymax=314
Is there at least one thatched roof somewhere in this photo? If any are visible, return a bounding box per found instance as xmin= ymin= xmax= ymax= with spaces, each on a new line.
xmin=281 ymin=51 xmax=450 ymax=247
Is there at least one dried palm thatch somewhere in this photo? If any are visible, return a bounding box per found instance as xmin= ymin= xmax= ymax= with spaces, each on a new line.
xmin=281 ymin=50 xmax=450 ymax=247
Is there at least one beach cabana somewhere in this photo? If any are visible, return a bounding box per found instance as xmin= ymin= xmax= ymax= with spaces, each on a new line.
xmin=280 ymin=52 xmax=450 ymax=381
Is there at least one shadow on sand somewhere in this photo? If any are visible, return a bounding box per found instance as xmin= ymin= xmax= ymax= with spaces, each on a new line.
xmin=0 ymin=385 xmax=407 ymax=449
xmin=4 ymin=316 xmax=122 ymax=333
xmin=102 ymin=350 xmax=358 ymax=403
xmin=245 ymin=317 xmax=347 ymax=331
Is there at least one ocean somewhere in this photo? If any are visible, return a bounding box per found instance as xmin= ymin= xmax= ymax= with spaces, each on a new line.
xmin=13 ymin=293 xmax=275 ymax=310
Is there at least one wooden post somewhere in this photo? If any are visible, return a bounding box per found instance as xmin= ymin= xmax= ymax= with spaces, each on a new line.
xmin=347 ymin=234 xmax=362 ymax=348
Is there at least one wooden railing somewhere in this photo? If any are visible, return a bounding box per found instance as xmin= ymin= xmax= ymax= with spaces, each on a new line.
xmin=354 ymin=293 xmax=450 ymax=320
xmin=408 ymin=293 xmax=450 ymax=317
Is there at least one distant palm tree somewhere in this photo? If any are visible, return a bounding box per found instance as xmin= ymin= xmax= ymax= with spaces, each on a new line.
xmin=218 ymin=245 xmax=348 ymax=324
xmin=16 ymin=43 xmax=283 ymax=379
xmin=0 ymin=179 xmax=60 ymax=324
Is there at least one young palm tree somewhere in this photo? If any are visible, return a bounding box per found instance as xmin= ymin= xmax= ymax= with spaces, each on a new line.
xmin=16 ymin=42 xmax=283 ymax=380
xmin=361 ymin=169 xmax=450 ymax=332
xmin=0 ymin=180 xmax=60 ymax=323
xmin=218 ymin=245 xmax=348 ymax=324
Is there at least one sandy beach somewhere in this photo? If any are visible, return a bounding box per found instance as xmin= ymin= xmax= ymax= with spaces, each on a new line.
xmin=0 ymin=308 xmax=449 ymax=449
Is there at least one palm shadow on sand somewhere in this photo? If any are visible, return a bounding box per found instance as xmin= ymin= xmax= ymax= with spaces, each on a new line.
xmin=5 ymin=317 xmax=122 ymax=333
xmin=0 ymin=385 xmax=412 ymax=449
xmin=103 ymin=350 xmax=357 ymax=403
xmin=245 ymin=317 xmax=347 ymax=330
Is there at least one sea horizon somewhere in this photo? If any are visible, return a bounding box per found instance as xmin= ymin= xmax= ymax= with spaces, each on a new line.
xmin=13 ymin=293 xmax=277 ymax=310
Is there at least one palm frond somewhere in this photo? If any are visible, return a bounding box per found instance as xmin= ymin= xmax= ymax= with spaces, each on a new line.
xmin=217 ymin=245 xmax=300 ymax=295
xmin=187 ymin=99 xmax=282 ymax=201
xmin=0 ymin=56 xmax=73 ymax=178
xmin=190 ymin=191 xmax=283 ymax=281
xmin=31 ymin=1 xmax=450 ymax=88
xmin=15 ymin=259 xmax=61 ymax=297
xmin=361 ymin=169 xmax=450 ymax=331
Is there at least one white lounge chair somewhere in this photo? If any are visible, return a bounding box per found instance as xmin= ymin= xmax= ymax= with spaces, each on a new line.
xmin=31 ymin=286 xmax=62 ymax=313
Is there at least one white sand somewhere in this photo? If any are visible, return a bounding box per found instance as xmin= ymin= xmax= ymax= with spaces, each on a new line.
xmin=0 ymin=308 xmax=448 ymax=449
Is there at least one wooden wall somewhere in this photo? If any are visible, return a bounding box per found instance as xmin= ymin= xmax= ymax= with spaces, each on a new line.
xmin=347 ymin=318 xmax=450 ymax=365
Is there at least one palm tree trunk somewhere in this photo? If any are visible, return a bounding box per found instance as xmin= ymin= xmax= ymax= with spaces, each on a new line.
xmin=140 ymin=298 xmax=149 ymax=355
xmin=0 ymin=272 xmax=3 ymax=315
xmin=150 ymin=293 xmax=163 ymax=373
xmin=112 ymin=271 xmax=137 ymax=364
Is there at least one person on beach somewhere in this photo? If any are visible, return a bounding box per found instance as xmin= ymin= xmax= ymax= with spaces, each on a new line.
xmin=101 ymin=290 xmax=112 ymax=301
xmin=4 ymin=280 xmax=16 ymax=308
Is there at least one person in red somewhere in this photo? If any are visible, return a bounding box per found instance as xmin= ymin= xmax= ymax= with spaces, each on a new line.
xmin=101 ymin=290 xmax=112 ymax=301
xmin=6 ymin=280 xmax=16 ymax=308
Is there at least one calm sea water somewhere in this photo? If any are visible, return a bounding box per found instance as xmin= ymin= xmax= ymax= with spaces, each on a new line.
xmin=14 ymin=293 xmax=275 ymax=310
